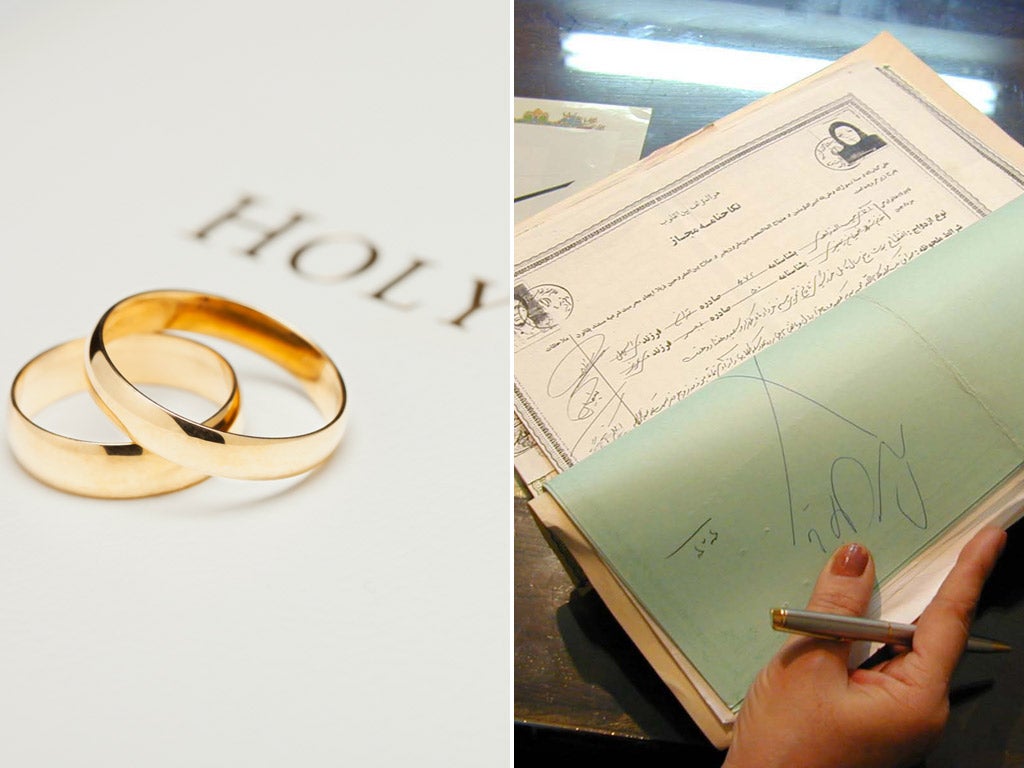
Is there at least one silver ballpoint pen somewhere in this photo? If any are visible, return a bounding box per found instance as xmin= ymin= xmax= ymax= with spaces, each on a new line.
xmin=771 ymin=607 xmax=1012 ymax=653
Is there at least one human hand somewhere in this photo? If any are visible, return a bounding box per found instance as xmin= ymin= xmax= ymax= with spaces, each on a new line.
xmin=722 ymin=527 xmax=1007 ymax=768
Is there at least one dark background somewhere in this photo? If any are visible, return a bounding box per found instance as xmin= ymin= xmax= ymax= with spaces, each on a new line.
xmin=514 ymin=2 xmax=1024 ymax=764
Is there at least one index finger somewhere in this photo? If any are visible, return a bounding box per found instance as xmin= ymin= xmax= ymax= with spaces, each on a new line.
xmin=910 ymin=527 xmax=1007 ymax=687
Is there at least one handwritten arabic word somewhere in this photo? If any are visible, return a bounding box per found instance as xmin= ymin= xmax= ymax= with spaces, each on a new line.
xmin=806 ymin=424 xmax=927 ymax=552
xmin=615 ymin=329 xmax=673 ymax=378
xmin=666 ymin=517 xmax=719 ymax=560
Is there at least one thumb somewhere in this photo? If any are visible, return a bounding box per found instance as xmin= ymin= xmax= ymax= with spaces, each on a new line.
xmin=795 ymin=542 xmax=877 ymax=665
xmin=806 ymin=542 xmax=876 ymax=616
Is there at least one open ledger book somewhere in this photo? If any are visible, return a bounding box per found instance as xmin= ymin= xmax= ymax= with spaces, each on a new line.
xmin=514 ymin=33 xmax=1024 ymax=749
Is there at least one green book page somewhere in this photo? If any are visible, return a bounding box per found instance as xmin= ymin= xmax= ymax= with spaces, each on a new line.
xmin=546 ymin=193 xmax=1024 ymax=709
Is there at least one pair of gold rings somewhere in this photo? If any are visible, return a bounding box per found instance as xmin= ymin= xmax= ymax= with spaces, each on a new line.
xmin=8 ymin=290 xmax=348 ymax=498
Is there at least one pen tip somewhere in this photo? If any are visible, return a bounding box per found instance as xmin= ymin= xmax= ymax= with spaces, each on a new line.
xmin=966 ymin=637 xmax=1013 ymax=653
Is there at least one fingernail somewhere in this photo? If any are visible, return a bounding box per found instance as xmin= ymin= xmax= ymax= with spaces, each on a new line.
xmin=832 ymin=543 xmax=869 ymax=577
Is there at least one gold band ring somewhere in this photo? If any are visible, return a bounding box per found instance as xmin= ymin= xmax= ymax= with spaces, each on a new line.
xmin=9 ymin=334 xmax=240 ymax=498
xmin=85 ymin=290 xmax=348 ymax=480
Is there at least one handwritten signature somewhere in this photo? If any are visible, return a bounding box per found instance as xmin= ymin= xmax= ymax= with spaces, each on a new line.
xmin=738 ymin=358 xmax=926 ymax=550
xmin=547 ymin=334 xmax=637 ymax=457
xmin=667 ymin=357 xmax=927 ymax=557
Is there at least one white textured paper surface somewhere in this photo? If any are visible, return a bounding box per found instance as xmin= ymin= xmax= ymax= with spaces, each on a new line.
xmin=0 ymin=2 xmax=509 ymax=765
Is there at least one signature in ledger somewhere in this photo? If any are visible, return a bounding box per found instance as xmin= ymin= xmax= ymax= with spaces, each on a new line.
xmin=667 ymin=357 xmax=927 ymax=558
xmin=731 ymin=358 xmax=926 ymax=550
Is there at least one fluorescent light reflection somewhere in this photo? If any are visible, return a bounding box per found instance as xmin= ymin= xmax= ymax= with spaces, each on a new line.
xmin=562 ymin=32 xmax=998 ymax=114
xmin=939 ymin=74 xmax=998 ymax=114
xmin=563 ymin=33 xmax=827 ymax=92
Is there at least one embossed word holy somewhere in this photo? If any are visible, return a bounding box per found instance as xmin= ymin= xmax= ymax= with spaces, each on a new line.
xmin=188 ymin=194 xmax=505 ymax=331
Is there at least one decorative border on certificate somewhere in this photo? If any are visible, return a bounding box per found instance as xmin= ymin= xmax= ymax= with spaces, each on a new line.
xmin=514 ymin=73 xmax=1024 ymax=471
xmin=516 ymin=89 xmax=1019 ymax=277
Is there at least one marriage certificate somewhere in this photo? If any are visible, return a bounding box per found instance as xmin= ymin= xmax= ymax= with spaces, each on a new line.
xmin=514 ymin=57 xmax=1024 ymax=475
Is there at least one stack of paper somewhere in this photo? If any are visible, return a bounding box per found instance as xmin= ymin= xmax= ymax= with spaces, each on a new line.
xmin=514 ymin=33 xmax=1024 ymax=748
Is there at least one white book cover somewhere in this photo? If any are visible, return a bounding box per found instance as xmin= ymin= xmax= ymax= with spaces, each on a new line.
xmin=0 ymin=1 xmax=509 ymax=765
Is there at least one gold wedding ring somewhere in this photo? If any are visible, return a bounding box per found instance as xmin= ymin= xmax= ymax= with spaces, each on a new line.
xmin=9 ymin=334 xmax=240 ymax=498
xmin=85 ymin=290 xmax=347 ymax=480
